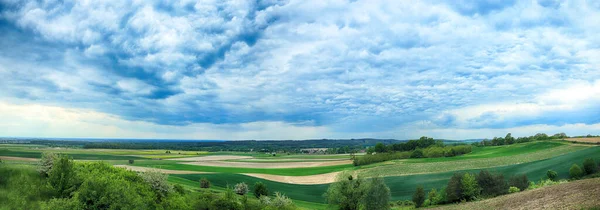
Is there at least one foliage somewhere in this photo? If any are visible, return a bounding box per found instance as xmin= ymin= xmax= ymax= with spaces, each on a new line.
xmin=569 ymin=164 xmax=583 ymax=179
xmin=353 ymin=144 xmax=472 ymax=166
xmin=173 ymin=184 xmax=186 ymax=194
xmin=38 ymin=152 xmax=57 ymax=177
xmin=352 ymin=151 xmax=411 ymax=166
xmin=253 ymin=182 xmax=269 ymax=198
xmin=476 ymin=170 xmax=508 ymax=197
xmin=508 ymin=186 xmax=520 ymax=194
xmin=460 ymin=173 xmax=480 ymax=201
xmin=200 ymin=178 xmax=211 ymax=188
xmin=445 ymin=172 xmax=464 ymax=203
xmin=547 ymin=170 xmax=558 ymax=181
xmin=508 ymin=174 xmax=529 ymax=191
xmin=375 ymin=143 xmax=387 ymax=153
xmin=583 ymin=158 xmax=598 ymax=175
xmin=140 ymin=169 xmax=172 ymax=199
xmin=261 ymin=192 xmax=297 ymax=210
xmin=325 ymin=172 xmax=366 ymax=210
xmin=412 ymin=186 xmax=426 ymax=208
xmin=47 ymin=155 xmax=77 ymax=198
xmin=234 ymin=182 xmax=249 ymax=195
xmin=410 ymin=149 xmax=424 ymax=158
xmin=129 ymin=159 xmax=135 ymax=164
xmin=364 ymin=177 xmax=391 ymax=210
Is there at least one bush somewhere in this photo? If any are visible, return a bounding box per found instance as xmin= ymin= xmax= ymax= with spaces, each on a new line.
xmin=508 ymin=174 xmax=529 ymax=191
xmin=410 ymin=149 xmax=424 ymax=158
xmin=325 ymin=172 xmax=366 ymax=210
xmin=412 ymin=186 xmax=425 ymax=208
xmin=173 ymin=184 xmax=185 ymax=195
xmin=262 ymin=192 xmax=296 ymax=210
xmin=38 ymin=152 xmax=57 ymax=177
xmin=139 ymin=169 xmax=172 ymax=199
xmin=234 ymin=182 xmax=249 ymax=195
xmin=546 ymin=170 xmax=558 ymax=181
xmin=200 ymin=178 xmax=210 ymax=188
xmin=128 ymin=159 xmax=134 ymax=164
xmin=583 ymin=158 xmax=598 ymax=175
xmin=48 ymin=155 xmax=77 ymax=198
xmin=446 ymin=173 xmax=464 ymax=203
xmin=570 ymin=164 xmax=583 ymax=179
xmin=364 ymin=177 xmax=390 ymax=210
xmin=508 ymin=186 xmax=520 ymax=194
xmin=461 ymin=173 xmax=480 ymax=201
xmin=476 ymin=170 xmax=508 ymax=197
xmin=253 ymin=182 xmax=269 ymax=198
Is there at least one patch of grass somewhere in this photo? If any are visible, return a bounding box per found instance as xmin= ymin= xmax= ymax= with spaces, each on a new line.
xmin=171 ymin=173 xmax=330 ymax=203
xmin=0 ymin=149 xmax=147 ymax=160
xmin=133 ymin=160 xmax=354 ymax=176
xmin=360 ymin=142 xmax=587 ymax=177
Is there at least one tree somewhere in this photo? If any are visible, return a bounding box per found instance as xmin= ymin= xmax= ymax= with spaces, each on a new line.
xmin=583 ymin=158 xmax=598 ymax=175
xmin=38 ymin=152 xmax=58 ymax=177
xmin=410 ymin=149 xmax=424 ymax=158
xmin=200 ymin=178 xmax=210 ymax=188
xmin=570 ymin=164 xmax=583 ymax=179
xmin=374 ymin=143 xmax=386 ymax=153
xmin=446 ymin=173 xmax=464 ymax=203
xmin=48 ymin=155 xmax=77 ymax=198
xmin=253 ymin=182 xmax=269 ymax=198
xmin=234 ymin=182 xmax=249 ymax=195
xmin=139 ymin=169 xmax=172 ymax=200
xmin=128 ymin=159 xmax=135 ymax=164
xmin=505 ymin=133 xmax=515 ymax=145
xmin=427 ymin=189 xmax=440 ymax=205
xmin=412 ymin=186 xmax=425 ymax=208
xmin=546 ymin=170 xmax=558 ymax=181
xmin=173 ymin=184 xmax=186 ymax=195
xmin=508 ymin=174 xmax=529 ymax=191
xmin=476 ymin=170 xmax=507 ymax=197
xmin=461 ymin=173 xmax=480 ymax=201
xmin=364 ymin=177 xmax=390 ymax=210
xmin=325 ymin=172 xmax=366 ymax=210
xmin=366 ymin=147 xmax=375 ymax=155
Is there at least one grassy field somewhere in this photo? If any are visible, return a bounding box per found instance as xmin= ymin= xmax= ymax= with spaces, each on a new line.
xmin=161 ymin=146 xmax=600 ymax=203
xmin=0 ymin=149 xmax=148 ymax=160
xmin=133 ymin=160 xmax=354 ymax=176
xmin=565 ymin=137 xmax=600 ymax=144
xmin=359 ymin=141 xmax=588 ymax=177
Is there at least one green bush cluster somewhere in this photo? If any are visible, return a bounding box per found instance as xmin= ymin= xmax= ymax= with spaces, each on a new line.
xmin=353 ymin=144 xmax=472 ymax=166
xmin=325 ymin=173 xmax=390 ymax=210
xmin=0 ymin=153 xmax=296 ymax=210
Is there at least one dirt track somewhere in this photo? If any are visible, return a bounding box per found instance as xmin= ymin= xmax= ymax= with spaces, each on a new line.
xmin=180 ymin=159 xmax=352 ymax=169
xmin=0 ymin=156 xmax=38 ymax=161
xmin=243 ymin=172 xmax=341 ymax=184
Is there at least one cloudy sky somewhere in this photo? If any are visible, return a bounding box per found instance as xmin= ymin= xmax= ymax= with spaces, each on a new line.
xmin=0 ymin=0 xmax=599 ymax=140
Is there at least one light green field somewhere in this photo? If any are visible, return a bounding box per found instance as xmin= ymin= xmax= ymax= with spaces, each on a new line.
xmin=359 ymin=141 xmax=588 ymax=177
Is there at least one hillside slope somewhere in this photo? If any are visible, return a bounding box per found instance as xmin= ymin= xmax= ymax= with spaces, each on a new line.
xmin=432 ymin=177 xmax=600 ymax=210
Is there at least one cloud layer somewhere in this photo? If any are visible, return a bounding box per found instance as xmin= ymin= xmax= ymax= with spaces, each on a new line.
xmin=0 ymin=0 xmax=599 ymax=139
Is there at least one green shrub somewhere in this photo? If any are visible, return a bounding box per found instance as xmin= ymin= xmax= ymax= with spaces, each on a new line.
xmin=427 ymin=189 xmax=440 ymax=205
xmin=583 ymin=158 xmax=598 ymax=175
xmin=173 ymin=184 xmax=186 ymax=195
xmin=570 ymin=164 xmax=583 ymax=179
xmin=477 ymin=170 xmax=508 ymax=197
xmin=461 ymin=173 xmax=480 ymax=201
xmin=128 ymin=159 xmax=134 ymax=164
xmin=139 ymin=169 xmax=172 ymax=199
xmin=412 ymin=186 xmax=425 ymax=208
xmin=253 ymin=182 xmax=269 ymax=198
xmin=508 ymin=174 xmax=529 ymax=191
xmin=363 ymin=177 xmax=391 ymax=210
xmin=446 ymin=173 xmax=464 ymax=203
xmin=48 ymin=155 xmax=77 ymax=198
xmin=325 ymin=172 xmax=366 ymax=210
xmin=200 ymin=178 xmax=210 ymax=188
xmin=546 ymin=170 xmax=558 ymax=181
xmin=508 ymin=186 xmax=520 ymax=194
xmin=410 ymin=149 xmax=424 ymax=158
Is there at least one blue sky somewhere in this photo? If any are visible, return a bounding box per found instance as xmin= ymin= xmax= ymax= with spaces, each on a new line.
xmin=0 ymin=0 xmax=599 ymax=140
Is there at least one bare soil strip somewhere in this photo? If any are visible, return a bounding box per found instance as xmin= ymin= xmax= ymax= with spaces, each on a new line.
xmin=0 ymin=156 xmax=38 ymax=161
xmin=167 ymin=155 xmax=253 ymax=161
xmin=566 ymin=137 xmax=600 ymax=143
xmin=432 ymin=177 xmax=600 ymax=210
xmin=114 ymin=165 xmax=210 ymax=174
xmin=181 ymin=160 xmax=352 ymax=169
xmin=243 ymin=172 xmax=341 ymax=184
xmin=230 ymin=158 xmax=347 ymax=162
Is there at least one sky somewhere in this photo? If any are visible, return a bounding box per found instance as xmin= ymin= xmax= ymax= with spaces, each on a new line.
xmin=0 ymin=0 xmax=599 ymax=140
